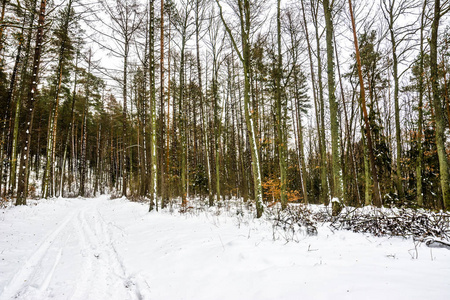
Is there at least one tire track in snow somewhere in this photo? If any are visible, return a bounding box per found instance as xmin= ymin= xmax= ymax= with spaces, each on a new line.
xmin=0 ymin=211 xmax=76 ymax=300
xmin=69 ymin=209 xmax=95 ymax=300
xmin=95 ymin=205 xmax=151 ymax=300
xmin=70 ymin=202 xmax=145 ymax=300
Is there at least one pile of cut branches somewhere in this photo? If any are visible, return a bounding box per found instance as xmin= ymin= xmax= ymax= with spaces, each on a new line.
xmin=268 ymin=203 xmax=450 ymax=244
xmin=330 ymin=208 xmax=450 ymax=241
xmin=163 ymin=197 xmax=450 ymax=245
xmin=270 ymin=205 xmax=318 ymax=239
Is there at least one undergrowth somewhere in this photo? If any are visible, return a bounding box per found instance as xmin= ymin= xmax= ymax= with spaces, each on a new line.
xmin=160 ymin=197 xmax=450 ymax=245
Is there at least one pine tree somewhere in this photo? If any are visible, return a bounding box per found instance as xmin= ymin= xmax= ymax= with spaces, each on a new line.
xmin=16 ymin=0 xmax=47 ymax=205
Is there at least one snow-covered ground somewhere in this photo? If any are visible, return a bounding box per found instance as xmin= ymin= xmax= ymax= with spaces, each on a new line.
xmin=0 ymin=196 xmax=449 ymax=300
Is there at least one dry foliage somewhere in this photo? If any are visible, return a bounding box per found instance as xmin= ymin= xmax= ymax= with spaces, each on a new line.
xmin=0 ymin=197 xmax=8 ymax=209
xmin=262 ymin=177 xmax=302 ymax=205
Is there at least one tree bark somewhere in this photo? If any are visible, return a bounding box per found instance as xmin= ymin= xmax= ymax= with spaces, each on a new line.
xmin=430 ymin=0 xmax=450 ymax=209
xmin=348 ymin=0 xmax=382 ymax=207
xmin=310 ymin=0 xmax=328 ymax=204
xmin=16 ymin=0 xmax=47 ymax=205
xmin=79 ymin=49 xmax=92 ymax=197
xmin=323 ymin=0 xmax=344 ymax=202
xmin=276 ymin=0 xmax=287 ymax=209
xmin=0 ymin=0 xmax=7 ymax=55
xmin=149 ymin=0 xmax=158 ymax=211
xmin=216 ymin=0 xmax=264 ymax=217
xmin=417 ymin=0 xmax=427 ymax=206
xmin=4 ymin=23 xmax=25 ymax=196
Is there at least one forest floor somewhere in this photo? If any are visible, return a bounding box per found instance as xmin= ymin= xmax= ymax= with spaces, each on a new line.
xmin=0 ymin=196 xmax=449 ymax=300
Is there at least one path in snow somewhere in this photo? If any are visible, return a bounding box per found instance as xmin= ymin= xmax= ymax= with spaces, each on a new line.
xmin=1 ymin=196 xmax=450 ymax=300
xmin=0 ymin=197 xmax=144 ymax=300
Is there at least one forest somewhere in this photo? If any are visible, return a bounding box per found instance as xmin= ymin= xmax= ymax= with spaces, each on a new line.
xmin=1 ymin=0 xmax=450 ymax=217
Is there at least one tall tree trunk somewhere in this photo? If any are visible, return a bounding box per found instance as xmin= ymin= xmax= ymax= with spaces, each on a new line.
xmin=149 ymin=0 xmax=158 ymax=211
xmin=42 ymin=108 xmax=53 ymax=197
xmin=16 ymin=0 xmax=47 ymax=206
xmin=323 ymin=0 xmax=344 ymax=202
xmin=216 ymin=0 xmax=264 ymax=217
xmin=209 ymin=18 xmax=223 ymax=204
xmin=79 ymin=49 xmax=91 ymax=197
xmin=417 ymin=0 xmax=427 ymax=206
xmin=301 ymin=0 xmax=322 ymax=204
xmin=213 ymin=65 xmax=222 ymax=204
xmin=362 ymin=121 xmax=372 ymax=205
xmin=233 ymin=51 xmax=248 ymax=202
xmin=122 ymin=39 xmax=129 ymax=197
xmin=293 ymin=91 xmax=308 ymax=204
xmin=166 ymin=13 xmax=172 ymax=203
xmin=310 ymin=0 xmax=328 ymax=204
xmin=179 ymin=37 xmax=187 ymax=207
xmin=94 ymin=123 xmax=101 ymax=195
xmin=141 ymin=17 xmax=148 ymax=198
xmin=5 ymin=25 xmax=25 ymax=196
xmin=0 ymin=0 xmax=7 ymax=55
xmin=241 ymin=0 xmax=263 ymax=217
xmin=430 ymin=0 xmax=450 ymax=209
xmin=160 ymin=0 xmax=167 ymax=208
xmin=276 ymin=0 xmax=287 ymax=209
xmin=348 ymin=0 xmax=382 ymax=207
xmin=386 ymin=4 xmax=404 ymax=199
xmin=195 ymin=0 xmax=213 ymax=205
xmin=42 ymin=0 xmax=73 ymax=198
xmin=334 ymin=33 xmax=361 ymax=205
xmin=10 ymin=0 xmax=39 ymax=197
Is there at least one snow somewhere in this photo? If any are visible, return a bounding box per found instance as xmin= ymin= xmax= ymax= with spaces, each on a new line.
xmin=0 ymin=196 xmax=449 ymax=300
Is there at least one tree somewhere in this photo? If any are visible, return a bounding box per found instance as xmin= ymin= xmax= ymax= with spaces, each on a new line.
xmin=159 ymin=0 xmax=167 ymax=208
xmin=148 ymin=0 xmax=157 ymax=211
xmin=171 ymin=0 xmax=196 ymax=207
xmin=2 ymin=6 xmax=27 ymax=197
xmin=381 ymin=0 xmax=419 ymax=200
xmin=323 ymin=0 xmax=344 ymax=202
xmin=96 ymin=0 xmax=143 ymax=197
xmin=283 ymin=7 xmax=310 ymax=204
xmin=206 ymin=6 xmax=225 ymax=205
xmin=216 ymin=0 xmax=265 ymax=217
xmin=59 ymin=47 xmax=80 ymax=197
xmin=1 ymin=0 xmax=446 ymax=213
xmin=0 ymin=0 xmax=7 ymax=56
xmin=309 ymin=0 xmax=328 ymax=204
xmin=416 ymin=0 xmax=428 ymax=206
xmin=42 ymin=0 xmax=77 ymax=198
xmin=16 ymin=0 xmax=47 ymax=205
xmin=275 ymin=0 xmax=288 ymax=209
xmin=299 ymin=0 xmax=322 ymax=204
xmin=194 ymin=0 xmax=213 ymax=205
xmin=348 ymin=0 xmax=382 ymax=207
xmin=430 ymin=0 xmax=450 ymax=209
xmin=8 ymin=0 xmax=39 ymax=197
